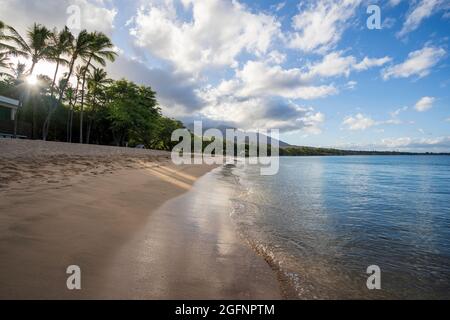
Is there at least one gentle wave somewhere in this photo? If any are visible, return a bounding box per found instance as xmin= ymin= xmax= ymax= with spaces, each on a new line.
xmin=225 ymin=156 xmax=450 ymax=299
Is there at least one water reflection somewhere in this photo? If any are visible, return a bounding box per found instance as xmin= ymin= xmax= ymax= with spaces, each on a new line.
xmin=231 ymin=156 xmax=450 ymax=299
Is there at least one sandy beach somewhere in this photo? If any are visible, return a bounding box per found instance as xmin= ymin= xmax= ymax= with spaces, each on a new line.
xmin=0 ymin=139 xmax=280 ymax=299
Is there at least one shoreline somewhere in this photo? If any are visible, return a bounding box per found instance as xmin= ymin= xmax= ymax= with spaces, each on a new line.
xmin=0 ymin=139 xmax=280 ymax=299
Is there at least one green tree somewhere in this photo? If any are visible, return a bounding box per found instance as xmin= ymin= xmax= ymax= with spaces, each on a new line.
xmin=54 ymin=30 xmax=93 ymax=130
xmin=79 ymin=32 xmax=117 ymax=144
xmin=42 ymin=27 xmax=74 ymax=140
xmin=106 ymin=80 xmax=160 ymax=147
xmin=157 ymin=117 xmax=184 ymax=150
xmin=0 ymin=52 xmax=12 ymax=78
xmin=3 ymin=23 xmax=51 ymax=75
xmin=85 ymin=67 xmax=112 ymax=143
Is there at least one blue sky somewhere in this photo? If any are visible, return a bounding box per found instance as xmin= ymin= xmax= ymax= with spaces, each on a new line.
xmin=1 ymin=0 xmax=449 ymax=151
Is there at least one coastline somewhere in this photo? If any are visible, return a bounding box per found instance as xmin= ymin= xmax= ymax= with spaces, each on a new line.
xmin=0 ymin=139 xmax=280 ymax=299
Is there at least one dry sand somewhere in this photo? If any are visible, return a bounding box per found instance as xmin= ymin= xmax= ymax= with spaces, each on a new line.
xmin=0 ymin=139 xmax=280 ymax=299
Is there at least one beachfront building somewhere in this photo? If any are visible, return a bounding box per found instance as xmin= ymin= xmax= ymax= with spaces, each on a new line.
xmin=0 ymin=95 xmax=21 ymax=138
xmin=0 ymin=95 xmax=19 ymax=121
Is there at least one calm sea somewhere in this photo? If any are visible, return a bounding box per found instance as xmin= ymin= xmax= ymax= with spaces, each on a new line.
xmin=224 ymin=156 xmax=450 ymax=299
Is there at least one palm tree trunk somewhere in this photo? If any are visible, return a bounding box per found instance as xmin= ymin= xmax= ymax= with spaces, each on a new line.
xmin=66 ymin=106 xmax=71 ymax=142
xmin=79 ymin=56 xmax=93 ymax=144
xmin=86 ymin=119 xmax=93 ymax=145
xmin=50 ymin=60 xmax=60 ymax=95
xmin=86 ymin=92 xmax=97 ymax=145
xmin=66 ymin=90 xmax=74 ymax=142
xmin=57 ymin=56 xmax=76 ymax=107
xmin=69 ymin=78 xmax=80 ymax=143
xmin=47 ymin=55 xmax=76 ymax=141
xmin=69 ymin=108 xmax=74 ymax=143
xmin=32 ymin=101 xmax=36 ymax=139
xmin=29 ymin=62 xmax=36 ymax=76
xmin=42 ymin=60 xmax=61 ymax=140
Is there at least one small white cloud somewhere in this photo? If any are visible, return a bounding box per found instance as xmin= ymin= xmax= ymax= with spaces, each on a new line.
xmin=342 ymin=113 xmax=376 ymax=131
xmin=354 ymin=56 xmax=393 ymax=71
xmin=390 ymin=106 xmax=409 ymax=117
xmin=389 ymin=0 xmax=402 ymax=7
xmin=308 ymin=52 xmax=391 ymax=78
xmin=288 ymin=0 xmax=361 ymax=53
xmin=397 ymin=0 xmax=443 ymax=38
xmin=345 ymin=81 xmax=358 ymax=90
xmin=414 ymin=96 xmax=435 ymax=112
xmin=382 ymin=46 xmax=446 ymax=80
xmin=382 ymin=17 xmax=396 ymax=29
xmin=266 ymin=50 xmax=287 ymax=64
xmin=273 ymin=2 xmax=286 ymax=12
xmin=380 ymin=137 xmax=413 ymax=148
xmin=380 ymin=136 xmax=450 ymax=151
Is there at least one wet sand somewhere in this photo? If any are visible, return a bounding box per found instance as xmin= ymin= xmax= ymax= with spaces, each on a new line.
xmin=99 ymin=167 xmax=281 ymax=299
xmin=0 ymin=140 xmax=280 ymax=299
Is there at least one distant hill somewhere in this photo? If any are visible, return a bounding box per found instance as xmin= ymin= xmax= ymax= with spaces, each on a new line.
xmin=279 ymin=146 xmax=450 ymax=156
xmin=185 ymin=124 xmax=449 ymax=156
xmin=186 ymin=124 xmax=291 ymax=147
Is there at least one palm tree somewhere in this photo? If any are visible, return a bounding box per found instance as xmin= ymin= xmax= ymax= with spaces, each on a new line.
xmin=47 ymin=27 xmax=73 ymax=96
xmin=86 ymin=67 xmax=112 ymax=143
xmin=0 ymin=20 xmax=8 ymax=48
xmin=0 ymin=52 xmax=9 ymax=67
xmin=79 ymin=32 xmax=116 ymax=144
xmin=66 ymin=65 xmax=85 ymax=143
xmin=1 ymin=23 xmax=51 ymax=139
xmin=0 ymin=21 xmax=15 ymax=76
xmin=42 ymin=27 xmax=74 ymax=140
xmin=0 ymin=52 xmax=12 ymax=77
xmin=43 ymin=30 xmax=91 ymax=139
xmin=65 ymin=85 xmax=75 ymax=143
xmin=47 ymin=30 xmax=92 ymax=142
xmin=4 ymin=23 xmax=51 ymax=75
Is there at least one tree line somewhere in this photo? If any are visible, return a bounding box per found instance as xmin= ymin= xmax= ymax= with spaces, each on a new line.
xmin=0 ymin=21 xmax=183 ymax=149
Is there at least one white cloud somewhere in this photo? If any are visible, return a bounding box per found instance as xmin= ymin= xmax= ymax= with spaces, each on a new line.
xmin=289 ymin=0 xmax=361 ymax=53
xmin=273 ymin=2 xmax=286 ymax=12
xmin=445 ymin=117 xmax=450 ymax=122
xmin=345 ymin=81 xmax=358 ymax=90
xmin=208 ymin=61 xmax=339 ymax=101
xmin=389 ymin=0 xmax=402 ymax=7
xmin=380 ymin=136 xmax=450 ymax=151
xmin=382 ymin=17 xmax=397 ymax=29
xmin=390 ymin=106 xmax=409 ymax=117
xmin=266 ymin=50 xmax=287 ymax=64
xmin=354 ymin=56 xmax=393 ymax=71
xmin=382 ymin=46 xmax=446 ymax=80
xmin=398 ymin=0 xmax=443 ymax=38
xmin=307 ymin=52 xmax=391 ymax=78
xmin=199 ymin=95 xmax=326 ymax=133
xmin=0 ymin=0 xmax=117 ymax=35
xmin=342 ymin=113 xmax=376 ymax=131
xmin=414 ymin=96 xmax=435 ymax=112
xmin=381 ymin=137 xmax=413 ymax=147
xmin=130 ymin=0 xmax=281 ymax=74
xmin=335 ymin=136 xmax=450 ymax=152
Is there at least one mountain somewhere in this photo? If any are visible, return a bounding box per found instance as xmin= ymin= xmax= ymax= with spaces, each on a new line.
xmin=186 ymin=124 xmax=291 ymax=147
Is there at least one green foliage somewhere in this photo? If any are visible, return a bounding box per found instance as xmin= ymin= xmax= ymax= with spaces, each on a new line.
xmin=0 ymin=22 xmax=184 ymax=151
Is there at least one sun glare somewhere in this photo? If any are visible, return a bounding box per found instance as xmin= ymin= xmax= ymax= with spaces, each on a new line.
xmin=27 ymin=74 xmax=38 ymax=86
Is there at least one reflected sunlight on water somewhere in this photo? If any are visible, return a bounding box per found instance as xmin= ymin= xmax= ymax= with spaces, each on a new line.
xmin=225 ymin=156 xmax=450 ymax=299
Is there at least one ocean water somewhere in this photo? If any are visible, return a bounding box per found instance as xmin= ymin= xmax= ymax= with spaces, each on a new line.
xmin=223 ymin=156 xmax=450 ymax=299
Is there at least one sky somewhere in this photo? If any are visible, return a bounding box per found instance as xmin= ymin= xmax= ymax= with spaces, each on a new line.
xmin=1 ymin=0 xmax=449 ymax=152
